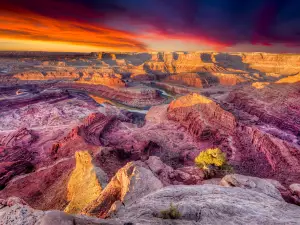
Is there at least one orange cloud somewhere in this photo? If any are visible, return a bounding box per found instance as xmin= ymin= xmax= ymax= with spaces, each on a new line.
xmin=0 ymin=9 xmax=147 ymax=52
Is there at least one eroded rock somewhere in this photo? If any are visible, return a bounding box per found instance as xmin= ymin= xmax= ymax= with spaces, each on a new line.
xmin=82 ymin=161 xmax=163 ymax=218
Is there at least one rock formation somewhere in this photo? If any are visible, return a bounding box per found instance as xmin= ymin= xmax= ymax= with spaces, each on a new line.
xmin=64 ymin=151 xmax=103 ymax=214
xmin=82 ymin=161 xmax=163 ymax=218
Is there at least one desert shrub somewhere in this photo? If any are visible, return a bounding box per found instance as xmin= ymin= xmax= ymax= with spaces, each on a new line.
xmin=195 ymin=148 xmax=232 ymax=177
xmin=159 ymin=203 xmax=181 ymax=219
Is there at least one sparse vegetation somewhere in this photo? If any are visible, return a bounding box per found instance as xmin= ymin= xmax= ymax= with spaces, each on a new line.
xmin=159 ymin=203 xmax=181 ymax=219
xmin=194 ymin=148 xmax=232 ymax=177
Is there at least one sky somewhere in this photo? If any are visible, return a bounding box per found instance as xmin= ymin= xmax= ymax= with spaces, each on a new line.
xmin=0 ymin=0 xmax=300 ymax=52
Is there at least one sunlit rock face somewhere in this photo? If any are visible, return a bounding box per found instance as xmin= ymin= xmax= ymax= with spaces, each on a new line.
xmin=168 ymin=93 xmax=236 ymax=139
xmin=82 ymin=161 xmax=163 ymax=218
xmin=1 ymin=51 xmax=300 ymax=224
xmin=64 ymin=151 xmax=103 ymax=214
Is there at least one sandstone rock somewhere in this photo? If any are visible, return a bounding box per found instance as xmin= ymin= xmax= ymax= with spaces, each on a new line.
xmin=145 ymin=156 xmax=174 ymax=185
xmin=145 ymin=156 xmax=204 ymax=185
xmin=0 ymin=198 xmax=122 ymax=225
xmin=0 ymin=128 xmax=37 ymax=149
xmin=168 ymin=93 xmax=236 ymax=140
xmin=289 ymin=183 xmax=300 ymax=205
xmin=57 ymin=82 xmax=165 ymax=108
xmin=164 ymin=73 xmax=203 ymax=87
xmin=115 ymin=184 xmax=300 ymax=224
xmin=171 ymin=166 xmax=205 ymax=185
xmin=77 ymin=72 xmax=125 ymax=87
xmin=289 ymin=183 xmax=300 ymax=198
xmin=64 ymin=151 xmax=103 ymax=214
xmin=0 ymin=157 xmax=75 ymax=210
xmin=82 ymin=161 xmax=163 ymax=218
xmin=41 ymin=210 xmax=122 ymax=225
xmin=220 ymin=174 xmax=283 ymax=200
xmin=145 ymin=105 xmax=168 ymax=124
xmin=78 ymin=112 xmax=116 ymax=146
xmin=227 ymin=83 xmax=300 ymax=136
xmin=276 ymin=74 xmax=300 ymax=84
xmin=0 ymin=199 xmax=45 ymax=225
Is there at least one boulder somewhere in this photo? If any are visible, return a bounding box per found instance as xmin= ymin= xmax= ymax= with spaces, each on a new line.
xmin=289 ymin=183 xmax=300 ymax=204
xmin=220 ymin=174 xmax=283 ymax=200
xmin=170 ymin=166 xmax=205 ymax=185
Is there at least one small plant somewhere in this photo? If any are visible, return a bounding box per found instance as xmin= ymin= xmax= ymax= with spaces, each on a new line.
xmin=159 ymin=203 xmax=181 ymax=219
xmin=195 ymin=148 xmax=232 ymax=177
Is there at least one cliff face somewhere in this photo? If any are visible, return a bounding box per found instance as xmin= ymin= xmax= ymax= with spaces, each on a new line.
xmin=166 ymin=90 xmax=300 ymax=186
xmin=168 ymin=93 xmax=237 ymax=140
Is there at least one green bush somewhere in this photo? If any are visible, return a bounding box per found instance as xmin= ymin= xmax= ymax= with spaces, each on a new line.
xmin=159 ymin=203 xmax=181 ymax=219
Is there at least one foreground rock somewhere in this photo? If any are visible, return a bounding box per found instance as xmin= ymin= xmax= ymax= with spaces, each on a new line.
xmin=82 ymin=161 xmax=163 ymax=218
xmin=115 ymin=184 xmax=300 ymax=224
xmin=0 ymin=197 xmax=122 ymax=225
xmin=3 ymin=182 xmax=300 ymax=225
xmin=220 ymin=174 xmax=283 ymax=200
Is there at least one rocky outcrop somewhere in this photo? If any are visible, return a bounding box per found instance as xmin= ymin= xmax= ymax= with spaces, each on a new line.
xmin=64 ymin=151 xmax=103 ymax=214
xmin=164 ymin=73 xmax=203 ymax=87
xmin=57 ymin=82 xmax=165 ymax=108
xmin=0 ymin=128 xmax=37 ymax=149
xmin=226 ymin=83 xmax=300 ymax=136
xmin=234 ymin=126 xmax=300 ymax=185
xmin=0 ymin=88 xmax=70 ymax=111
xmin=0 ymin=197 xmax=121 ymax=225
xmin=289 ymin=183 xmax=300 ymax=205
xmin=220 ymin=174 xmax=283 ymax=200
xmin=82 ymin=161 xmax=163 ymax=218
xmin=0 ymin=197 xmax=45 ymax=225
xmin=0 ymin=157 xmax=75 ymax=210
xmin=3 ymin=182 xmax=300 ymax=224
xmin=145 ymin=156 xmax=204 ymax=185
xmin=0 ymin=128 xmax=36 ymax=188
xmin=78 ymin=113 xmax=116 ymax=146
xmin=168 ymin=93 xmax=236 ymax=140
xmin=13 ymin=71 xmax=80 ymax=81
xmin=77 ymin=72 xmax=125 ymax=87
xmin=115 ymin=184 xmax=300 ymax=224
xmin=276 ymin=73 xmax=300 ymax=84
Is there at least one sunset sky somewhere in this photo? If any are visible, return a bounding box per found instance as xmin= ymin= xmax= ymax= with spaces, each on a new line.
xmin=1 ymin=0 xmax=300 ymax=52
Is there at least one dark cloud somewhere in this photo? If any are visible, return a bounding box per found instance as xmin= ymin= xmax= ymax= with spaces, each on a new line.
xmin=1 ymin=0 xmax=300 ymax=49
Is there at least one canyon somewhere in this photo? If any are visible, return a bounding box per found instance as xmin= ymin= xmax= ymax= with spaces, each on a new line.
xmin=1 ymin=51 xmax=300 ymax=224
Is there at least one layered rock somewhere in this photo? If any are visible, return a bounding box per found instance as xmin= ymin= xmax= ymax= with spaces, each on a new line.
xmin=168 ymin=93 xmax=236 ymax=140
xmin=0 ymin=128 xmax=36 ymax=188
xmin=82 ymin=161 xmax=163 ymax=218
xmin=0 ymin=88 xmax=70 ymax=112
xmin=226 ymin=83 xmax=300 ymax=136
xmin=13 ymin=71 xmax=80 ymax=81
xmin=77 ymin=72 xmax=125 ymax=87
xmin=0 ymin=157 xmax=75 ymax=210
xmin=57 ymin=82 xmax=165 ymax=108
xmin=64 ymin=151 xmax=103 ymax=214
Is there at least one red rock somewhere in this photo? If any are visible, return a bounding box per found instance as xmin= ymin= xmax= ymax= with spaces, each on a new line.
xmin=168 ymin=93 xmax=236 ymax=140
